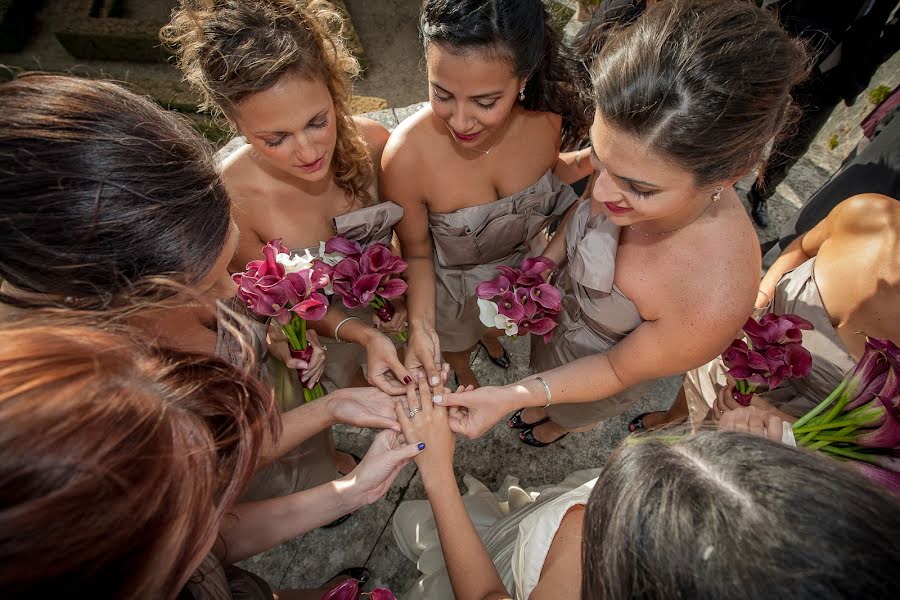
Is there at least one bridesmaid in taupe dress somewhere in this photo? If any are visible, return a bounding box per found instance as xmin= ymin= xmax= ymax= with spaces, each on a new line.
xmin=435 ymin=0 xmax=806 ymax=445
xmin=680 ymin=194 xmax=900 ymax=427
xmin=383 ymin=0 xmax=592 ymax=389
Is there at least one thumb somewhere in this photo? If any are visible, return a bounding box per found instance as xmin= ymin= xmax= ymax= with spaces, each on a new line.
xmin=392 ymin=439 xmax=426 ymax=465
xmin=432 ymin=389 xmax=470 ymax=408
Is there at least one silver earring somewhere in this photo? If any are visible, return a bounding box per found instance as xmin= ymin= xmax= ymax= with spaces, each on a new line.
xmin=712 ymin=185 xmax=724 ymax=202
xmin=518 ymin=88 xmax=525 ymax=101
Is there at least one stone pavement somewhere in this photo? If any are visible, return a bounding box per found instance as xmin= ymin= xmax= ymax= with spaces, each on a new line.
xmin=239 ymin=50 xmax=900 ymax=595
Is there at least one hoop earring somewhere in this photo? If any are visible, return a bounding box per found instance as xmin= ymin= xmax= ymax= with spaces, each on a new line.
xmin=712 ymin=185 xmax=724 ymax=202
xmin=518 ymin=88 xmax=525 ymax=101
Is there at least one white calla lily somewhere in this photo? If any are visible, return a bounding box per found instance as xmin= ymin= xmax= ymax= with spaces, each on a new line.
xmin=276 ymin=249 xmax=316 ymax=274
xmin=478 ymin=298 xmax=500 ymax=328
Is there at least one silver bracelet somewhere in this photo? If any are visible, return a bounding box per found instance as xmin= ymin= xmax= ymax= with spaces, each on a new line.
xmin=333 ymin=316 xmax=361 ymax=342
xmin=535 ymin=376 xmax=553 ymax=408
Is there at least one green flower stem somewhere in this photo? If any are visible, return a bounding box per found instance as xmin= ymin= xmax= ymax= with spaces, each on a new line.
xmin=792 ymin=378 xmax=848 ymax=430
xmin=808 ymin=425 xmax=860 ymax=450
xmin=819 ymin=445 xmax=879 ymax=464
xmin=794 ymin=417 xmax=874 ymax=435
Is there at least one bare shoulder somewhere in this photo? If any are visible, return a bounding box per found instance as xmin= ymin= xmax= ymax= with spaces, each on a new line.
xmin=381 ymin=105 xmax=434 ymax=175
xmin=530 ymin=504 xmax=584 ymax=600
xmin=352 ymin=115 xmax=391 ymax=163
xmin=220 ymin=144 xmax=265 ymax=199
xmin=519 ymin=109 xmax=563 ymax=151
xmin=646 ymin=197 xmax=759 ymax=331
xmin=829 ymin=193 xmax=899 ymax=236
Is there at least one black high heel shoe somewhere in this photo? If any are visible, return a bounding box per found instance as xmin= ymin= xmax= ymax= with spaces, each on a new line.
xmin=478 ymin=340 xmax=511 ymax=369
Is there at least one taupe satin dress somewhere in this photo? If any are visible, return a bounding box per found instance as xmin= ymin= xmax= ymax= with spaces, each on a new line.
xmin=429 ymin=171 xmax=578 ymax=353
xmin=215 ymin=300 xmax=336 ymax=502
xmin=294 ymin=200 xmax=404 ymax=390
xmin=530 ymin=199 xmax=651 ymax=429
xmin=685 ymin=257 xmax=855 ymax=424
xmin=182 ymin=553 xmax=273 ymax=600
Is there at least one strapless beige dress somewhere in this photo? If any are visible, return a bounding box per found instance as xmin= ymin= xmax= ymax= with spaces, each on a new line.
xmin=685 ymin=257 xmax=855 ymax=424
xmin=429 ymin=171 xmax=577 ymax=353
xmin=292 ymin=201 xmax=404 ymax=390
xmin=530 ymin=199 xmax=651 ymax=429
xmin=215 ymin=299 xmax=337 ymax=501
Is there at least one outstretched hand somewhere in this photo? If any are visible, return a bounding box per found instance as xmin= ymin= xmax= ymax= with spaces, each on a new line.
xmin=327 ymin=386 xmax=401 ymax=432
xmin=342 ymin=429 xmax=424 ymax=506
xmin=394 ymin=377 xmax=460 ymax=474
xmin=405 ymin=324 xmax=443 ymax=388
xmin=434 ymin=384 xmax=521 ymax=440
xmin=364 ymin=331 xmax=412 ymax=395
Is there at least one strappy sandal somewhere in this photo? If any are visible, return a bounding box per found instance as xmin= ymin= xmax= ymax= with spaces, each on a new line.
xmin=478 ymin=340 xmax=511 ymax=369
xmin=628 ymin=412 xmax=652 ymax=433
xmin=519 ymin=423 xmax=568 ymax=447
xmin=507 ymin=408 xmax=550 ymax=430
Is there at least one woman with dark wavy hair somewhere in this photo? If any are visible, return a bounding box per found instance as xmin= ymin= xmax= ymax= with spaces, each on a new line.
xmin=384 ymin=0 xmax=592 ymax=389
xmin=391 ymin=379 xmax=900 ymax=599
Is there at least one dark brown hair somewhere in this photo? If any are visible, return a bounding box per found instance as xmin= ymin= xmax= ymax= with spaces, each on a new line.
xmin=0 ymin=74 xmax=231 ymax=311
xmin=0 ymin=323 xmax=279 ymax=599
xmin=420 ymin=0 xmax=593 ymax=151
xmin=582 ymin=431 xmax=900 ymax=599
xmin=591 ymin=0 xmax=809 ymax=186
xmin=162 ymin=0 xmax=376 ymax=205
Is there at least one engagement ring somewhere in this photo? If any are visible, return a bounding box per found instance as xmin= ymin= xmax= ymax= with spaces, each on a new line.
xmin=408 ymin=408 xmax=421 ymax=418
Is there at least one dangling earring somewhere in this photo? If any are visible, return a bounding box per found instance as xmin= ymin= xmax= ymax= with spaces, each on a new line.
xmin=712 ymin=185 xmax=724 ymax=202
xmin=518 ymin=88 xmax=525 ymax=101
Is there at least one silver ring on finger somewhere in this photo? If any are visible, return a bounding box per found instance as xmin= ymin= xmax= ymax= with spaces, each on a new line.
xmin=321 ymin=344 xmax=328 ymax=351
xmin=408 ymin=408 xmax=421 ymax=418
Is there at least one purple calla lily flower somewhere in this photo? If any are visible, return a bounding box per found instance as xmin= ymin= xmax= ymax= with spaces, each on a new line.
xmin=476 ymin=275 xmax=512 ymax=299
xmin=521 ymin=256 xmax=557 ymax=275
xmin=377 ymin=278 xmax=408 ymax=299
xmin=496 ymin=291 xmax=525 ymax=322
xmin=325 ymin=236 xmax=362 ymax=257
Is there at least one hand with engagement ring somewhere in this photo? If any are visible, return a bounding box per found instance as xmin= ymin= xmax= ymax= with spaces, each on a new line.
xmin=394 ymin=375 xmax=465 ymax=477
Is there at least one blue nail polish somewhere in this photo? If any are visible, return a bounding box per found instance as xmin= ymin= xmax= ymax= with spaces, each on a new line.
xmin=417 ymin=442 xmax=426 ymax=451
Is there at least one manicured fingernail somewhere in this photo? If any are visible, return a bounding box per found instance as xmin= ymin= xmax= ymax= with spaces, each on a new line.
xmin=417 ymin=442 xmax=426 ymax=451
xmin=432 ymin=395 xmax=443 ymax=404
xmin=431 ymin=376 xmax=439 ymax=386
xmin=404 ymin=376 xmax=412 ymax=384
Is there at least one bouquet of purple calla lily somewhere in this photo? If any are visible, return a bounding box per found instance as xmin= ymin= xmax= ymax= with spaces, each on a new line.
xmin=721 ymin=313 xmax=814 ymax=406
xmin=233 ymin=239 xmax=331 ymax=402
xmin=791 ymin=337 xmax=900 ymax=495
xmin=320 ymin=237 xmax=409 ymax=343
xmin=321 ymin=577 xmax=397 ymax=600
xmin=476 ymin=256 xmax=563 ymax=343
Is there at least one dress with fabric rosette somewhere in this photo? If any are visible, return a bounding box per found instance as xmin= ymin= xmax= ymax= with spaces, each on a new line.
xmin=429 ymin=170 xmax=577 ymax=353
xmin=684 ymin=257 xmax=855 ymax=425
xmin=289 ymin=200 xmax=405 ymax=391
xmin=529 ymin=198 xmax=651 ymax=429
xmin=392 ymin=469 xmax=599 ymax=600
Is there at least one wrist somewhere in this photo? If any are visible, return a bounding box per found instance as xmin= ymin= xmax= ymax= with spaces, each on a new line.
xmin=409 ymin=317 xmax=434 ymax=333
xmin=419 ymin=463 xmax=458 ymax=491
xmin=332 ymin=473 xmax=368 ymax=512
xmin=322 ymin=390 xmax=342 ymax=427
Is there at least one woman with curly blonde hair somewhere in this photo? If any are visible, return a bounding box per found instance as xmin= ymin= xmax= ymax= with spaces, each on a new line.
xmin=163 ymin=3 xmax=412 ymax=461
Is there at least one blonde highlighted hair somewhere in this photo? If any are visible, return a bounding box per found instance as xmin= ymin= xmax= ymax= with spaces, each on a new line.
xmin=162 ymin=0 xmax=376 ymax=205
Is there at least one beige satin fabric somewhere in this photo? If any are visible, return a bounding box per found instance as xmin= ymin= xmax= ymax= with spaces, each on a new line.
xmin=297 ymin=201 xmax=405 ymax=390
xmin=215 ymin=301 xmax=338 ymax=501
xmin=685 ymin=257 xmax=855 ymax=424
xmin=183 ymin=553 xmax=274 ymax=600
xmin=530 ymin=199 xmax=649 ymax=429
xmin=429 ymin=171 xmax=578 ymax=353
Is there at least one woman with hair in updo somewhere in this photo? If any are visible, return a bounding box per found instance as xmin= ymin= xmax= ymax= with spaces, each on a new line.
xmin=163 ymin=1 xmax=414 ymax=434
xmin=434 ymin=0 xmax=807 ymax=446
